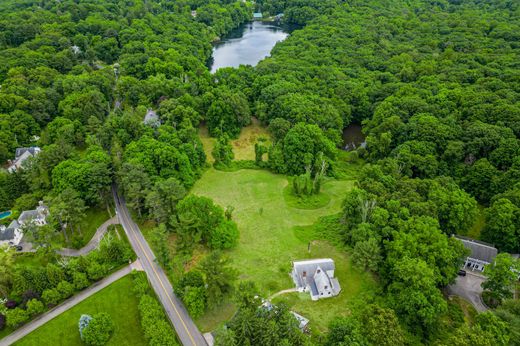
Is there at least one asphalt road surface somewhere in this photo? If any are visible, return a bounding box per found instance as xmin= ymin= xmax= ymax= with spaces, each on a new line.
xmin=113 ymin=187 xmax=207 ymax=346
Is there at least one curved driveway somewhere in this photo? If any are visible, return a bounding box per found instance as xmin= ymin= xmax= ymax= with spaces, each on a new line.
xmin=57 ymin=216 xmax=119 ymax=257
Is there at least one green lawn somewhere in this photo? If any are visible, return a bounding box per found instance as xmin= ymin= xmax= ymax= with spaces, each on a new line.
xmin=191 ymin=168 xmax=377 ymax=332
xmin=466 ymin=204 xmax=486 ymax=239
xmin=14 ymin=275 xmax=147 ymax=346
xmin=75 ymin=207 xmax=112 ymax=248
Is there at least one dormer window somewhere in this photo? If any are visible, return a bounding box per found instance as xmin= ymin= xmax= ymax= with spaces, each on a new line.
xmin=317 ymin=269 xmax=321 ymax=273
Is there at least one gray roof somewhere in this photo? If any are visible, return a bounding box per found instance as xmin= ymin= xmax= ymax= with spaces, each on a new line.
xmin=15 ymin=147 xmax=40 ymax=159
xmin=8 ymin=220 xmax=20 ymax=230
xmin=18 ymin=210 xmax=39 ymax=223
xmin=293 ymin=259 xmax=335 ymax=288
xmin=0 ymin=227 xmax=15 ymax=240
xmin=455 ymin=235 xmax=497 ymax=263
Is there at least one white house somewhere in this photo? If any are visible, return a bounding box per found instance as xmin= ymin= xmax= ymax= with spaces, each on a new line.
xmin=0 ymin=201 xmax=49 ymax=247
xmin=291 ymin=258 xmax=341 ymax=300
xmin=7 ymin=147 xmax=41 ymax=173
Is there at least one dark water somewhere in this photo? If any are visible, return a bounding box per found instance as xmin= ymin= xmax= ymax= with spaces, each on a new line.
xmin=210 ymin=21 xmax=289 ymax=73
xmin=342 ymin=124 xmax=366 ymax=151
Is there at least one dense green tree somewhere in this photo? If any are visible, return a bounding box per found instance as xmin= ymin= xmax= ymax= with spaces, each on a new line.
xmin=118 ymin=162 xmax=151 ymax=217
xmin=481 ymin=198 xmax=520 ymax=253
xmin=212 ymin=135 xmax=234 ymax=167
xmin=482 ymin=253 xmax=520 ymax=303
xmin=388 ymin=257 xmax=447 ymax=334
xmin=361 ymin=305 xmax=405 ymax=346
xmin=199 ymin=251 xmax=237 ymax=308
xmin=149 ymin=224 xmax=171 ymax=268
xmin=206 ymin=88 xmax=251 ymax=138
xmin=48 ymin=188 xmax=87 ymax=244
xmin=281 ymin=123 xmax=336 ymax=175
xmin=145 ymin=178 xmax=186 ymax=225
xmin=0 ymin=245 xmax=15 ymax=297
xmin=81 ymin=312 xmax=114 ymax=346
xmin=351 ymin=238 xmax=381 ymax=272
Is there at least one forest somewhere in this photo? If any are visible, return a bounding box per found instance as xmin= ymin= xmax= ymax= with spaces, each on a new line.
xmin=0 ymin=0 xmax=519 ymax=345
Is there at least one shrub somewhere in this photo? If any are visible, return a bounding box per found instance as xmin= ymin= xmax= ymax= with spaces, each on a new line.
xmin=26 ymin=299 xmax=45 ymax=316
xmin=87 ymin=262 xmax=107 ymax=281
xmin=82 ymin=312 xmax=114 ymax=346
xmin=57 ymin=280 xmax=75 ymax=299
xmin=21 ymin=290 xmax=40 ymax=305
xmin=183 ymin=286 xmax=206 ymax=318
xmin=72 ymin=271 xmax=90 ymax=290
xmin=99 ymin=237 xmax=131 ymax=265
xmin=78 ymin=314 xmax=92 ymax=339
xmin=209 ymin=220 xmax=239 ymax=250
xmin=5 ymin=300 xmax=17 ymax=309
xmin=132 ymin=273 xmax=149 ymax=298
xmin=6 ymin=307 xmax=29 ymax=328
xmin=138 ymin=294 xmax=178 ymax=345
xmin=42 ymin=288 xmax=61 ymax=306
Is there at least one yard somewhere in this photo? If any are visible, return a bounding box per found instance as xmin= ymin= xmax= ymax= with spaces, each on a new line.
xmin=14 ymin=274 xmax=147 ymax=346
xmin=191 ymin=168 xmax=378 ymax=332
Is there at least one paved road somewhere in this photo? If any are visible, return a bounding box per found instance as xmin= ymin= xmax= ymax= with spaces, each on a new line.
xmin=113 ymin=187 xmax=207 ymax=346
xmin=1 ymin=265 xmax=133 ymax=346
xmin=447 ymin=271 xmax=488 ymax=312
xmin=57 ymin=216 xmax=119 ymax=257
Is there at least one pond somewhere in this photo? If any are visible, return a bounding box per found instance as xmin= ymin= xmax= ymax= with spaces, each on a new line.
xmin=342 ymin=124 xmax=366 ymax=151
xmin=209 ymin=21 xmax=289 ymax=73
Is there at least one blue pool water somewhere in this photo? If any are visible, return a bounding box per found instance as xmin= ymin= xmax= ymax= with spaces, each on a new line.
xmin=0 ymin=211 xmax=12 ymax=220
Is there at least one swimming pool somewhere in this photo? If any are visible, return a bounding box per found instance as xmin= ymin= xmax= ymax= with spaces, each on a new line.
xmin=0 ymin=211 xmax=12 ymax=220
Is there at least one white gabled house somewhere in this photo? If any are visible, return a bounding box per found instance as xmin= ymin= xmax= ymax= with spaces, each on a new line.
xmin=7 ymin=147 xmax=41 ymax=173
xmin=291 ymin=258 xmax=341 ymax=300
xmin=0 ymin=201 xmax=49 ymax=247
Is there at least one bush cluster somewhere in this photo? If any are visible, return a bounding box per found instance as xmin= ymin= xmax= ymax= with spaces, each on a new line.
xmin=3 ymin=237 xmax=132 ymax=329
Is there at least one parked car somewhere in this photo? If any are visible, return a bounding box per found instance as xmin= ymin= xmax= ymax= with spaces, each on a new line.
xmin=458 ymin=269 xmax=467 ymax=276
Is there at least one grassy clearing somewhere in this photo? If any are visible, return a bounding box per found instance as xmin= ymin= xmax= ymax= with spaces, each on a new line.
xmin=466 ymin=204 xmax=486 ymax=239
xmin=199 ymin=118 xmax=270 ymax=163
xmin=14 ymin=275 xmax=146 ymax=346
xmin=191 ymin=168 xmax=376 ymax=332
xmin=449 ymin=296 xmax=478 ymax=325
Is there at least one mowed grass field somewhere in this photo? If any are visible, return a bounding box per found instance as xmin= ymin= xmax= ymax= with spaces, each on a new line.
xmin=14 ymin=275 xmax=147 ymax=346
xmin=191 ymin=168 xmax=377 ymax=332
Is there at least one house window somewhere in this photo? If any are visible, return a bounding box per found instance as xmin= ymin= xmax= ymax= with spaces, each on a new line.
xmin=324 ymin=285 xmax=328 ymax=289
xmin=320 ymin=292 xmax=323 ymax=295
xmin=317 ymin=269 xmax=321 ymax=273
xmin=302 ymin=271 xmax=307 ymax=277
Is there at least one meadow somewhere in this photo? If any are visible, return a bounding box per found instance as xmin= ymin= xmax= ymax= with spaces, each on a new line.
xmin=191 ymin=168 xmax=377 ymax=332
